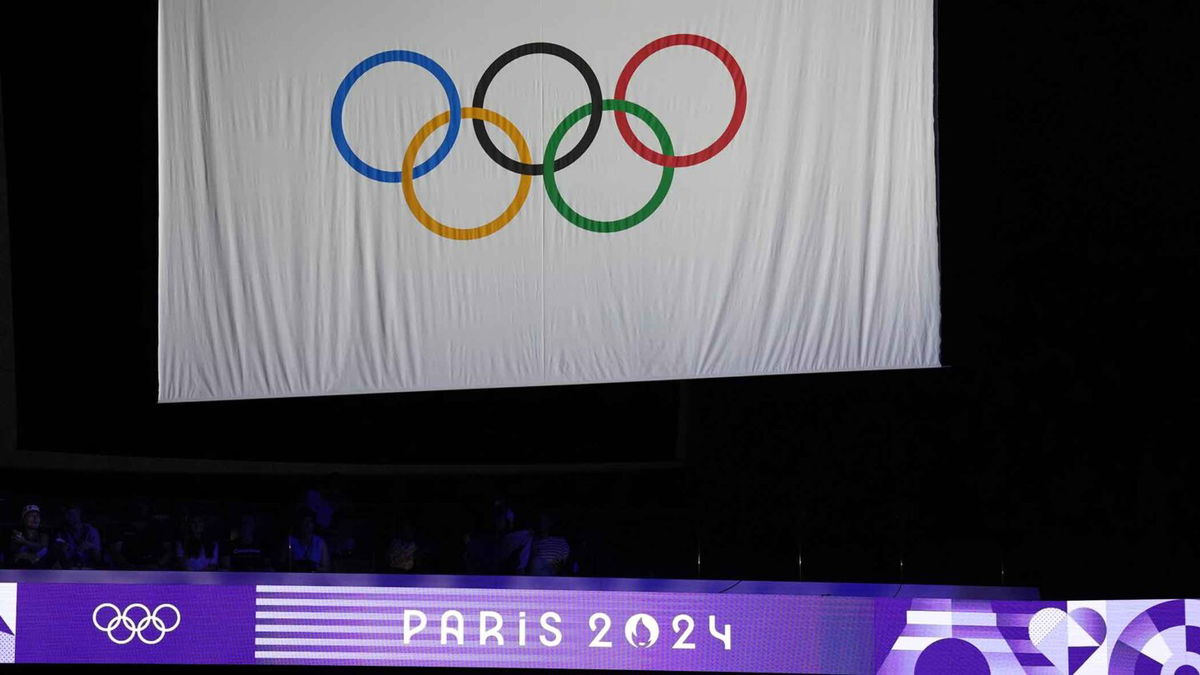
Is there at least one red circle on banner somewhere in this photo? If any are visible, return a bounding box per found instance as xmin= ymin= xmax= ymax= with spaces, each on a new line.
xmin=613 ymin=34 xmax=747 ymax=168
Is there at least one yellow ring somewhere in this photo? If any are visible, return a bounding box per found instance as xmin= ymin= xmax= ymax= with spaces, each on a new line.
xmin=402 ymin=107 xmax=532 ymax=240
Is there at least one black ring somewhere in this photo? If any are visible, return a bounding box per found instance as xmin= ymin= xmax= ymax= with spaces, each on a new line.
xmin=472 ymin=43 xmax=603 ymax=176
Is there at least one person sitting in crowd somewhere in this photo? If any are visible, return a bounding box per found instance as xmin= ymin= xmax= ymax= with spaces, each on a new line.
xmin=283 ymin=511 xmax=330 ymax=572
xmin=109 ymin=497 xmax=172 ymax=570
xmin=221 ymin=514 xmax=272 ymax=571
xmin=55 ymin=504 xmax=101 ymax=569
xmin=166 ymin=515 xmax=219 ymax=571
xmin=464 ymin=501 xmax=531 ymax=575
xmin=385 ymin=517 xmax=426 ymax=573
xmin=301 ymin=475 xmax=356 ymax=557
xmin=8 ymin=505 xmax=49 ymax=568
xmin=526 ymin=512 xmax=571 ymax=576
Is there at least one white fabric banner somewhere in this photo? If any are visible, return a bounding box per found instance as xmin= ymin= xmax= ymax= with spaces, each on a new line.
xmin=159 ymin=0 xmax=940 ymax=402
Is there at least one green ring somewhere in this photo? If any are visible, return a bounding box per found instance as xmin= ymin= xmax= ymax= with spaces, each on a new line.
xmin=543 ymin=99 xmax=674 ymax=233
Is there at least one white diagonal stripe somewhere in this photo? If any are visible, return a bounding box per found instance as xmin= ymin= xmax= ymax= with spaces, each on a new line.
xmin=257 ymin=611 xmax=413 ymax=620
xmin=258 ymin=637 xmax=411 ymax=646
xmin=255 ymin=598 xmax=525 ymax=609
xmin=892 ymin=636 xmax=939 ymax=651
xmin=257 ymin=586 xmax=499 ymax=595
xmin=257 ymin=624 xmax=409 ymax=633
xmin=906 ymin=610 xmax=996 ymax=626
xmin=254 ymin=651 xmax=539 ymax=661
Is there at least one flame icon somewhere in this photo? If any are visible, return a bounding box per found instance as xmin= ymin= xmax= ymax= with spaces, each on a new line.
xmin=624 ymin=613 xmax=660 ymax=648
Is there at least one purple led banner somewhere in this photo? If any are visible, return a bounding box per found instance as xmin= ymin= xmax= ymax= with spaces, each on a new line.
xmin=3 ymin=575 xmax=1198 ymax=672
xmin=249 ymin=584 xmax=874 ymax=672
xmin=2 ymin=580 xmax=878 ymax=671
xmin=12 ymin=583 xmax=254 ymax=664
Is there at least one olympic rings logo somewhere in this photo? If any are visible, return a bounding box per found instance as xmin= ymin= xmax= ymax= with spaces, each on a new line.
xmin=331 ymin=35 xmax=747 ymax=240
xmin=91 ymin=603 xmax=181 ymax=645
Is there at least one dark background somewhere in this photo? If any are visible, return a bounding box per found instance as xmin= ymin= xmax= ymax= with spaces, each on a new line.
xmin=2 ymin=0 xmax=1197 ymax=602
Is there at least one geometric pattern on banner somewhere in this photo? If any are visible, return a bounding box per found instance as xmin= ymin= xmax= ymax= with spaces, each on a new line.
xmin=0 ymin=583 xmax=15 ymax=663
xmin=1108 ymin=600 xmax=1200 ymax=675
xmin=0 ymin=633 xmax=13 ymax=665
xmin=877 ymin=599 xmax=1200 ymax=675
xmin=876 ymin=598 xmax=1056 ymax=674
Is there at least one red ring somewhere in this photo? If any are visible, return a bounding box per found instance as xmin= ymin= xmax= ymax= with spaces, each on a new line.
xmin=613 ymin=34 xmax=747 ymax=168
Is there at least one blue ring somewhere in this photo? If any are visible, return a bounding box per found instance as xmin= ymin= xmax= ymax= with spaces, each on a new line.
xmin=331 ymin=50 xmax=461 ymax=182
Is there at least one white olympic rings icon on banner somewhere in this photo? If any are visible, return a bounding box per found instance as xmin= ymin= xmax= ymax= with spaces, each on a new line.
xmin=91 ymin=603 xmax=181 ymax=645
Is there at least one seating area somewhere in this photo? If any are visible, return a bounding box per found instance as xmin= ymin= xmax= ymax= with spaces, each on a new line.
xmin=0 ymin=472 xmax=698 ymax=577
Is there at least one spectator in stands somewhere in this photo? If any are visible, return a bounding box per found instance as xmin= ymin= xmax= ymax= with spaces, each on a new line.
xmin=302 ymin=474 xmax=355 ymax=557
xmin=284 ymin=511 xmax=330 ymax=572
xmin=526 ymin=512 xmax=571 ymax=576
xmin=8 ymin=505 xmax=49 ymax=568
xmin=56 ymin=504 xmax=102 ymax=569
xmin=464 ymin=501 xmax=531 ymax=575
xmin=303 ymin=478 xmax=338 ymax=532
xmin=385 ymin=517 xmax=424 ymax=573
xmin=109 ymin=497 xmax=170 ymax=570
xmin=221 ymin=514 xmax=272 ymax=571
xmin=168 ymin=515 xmax=219 ymax=571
